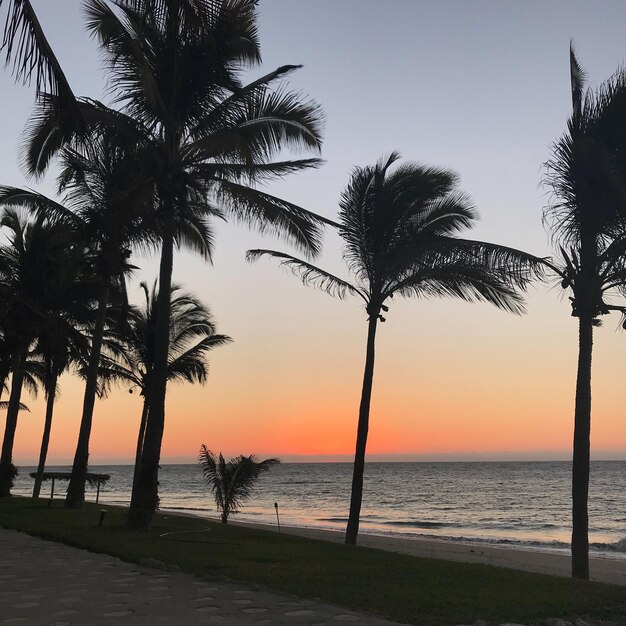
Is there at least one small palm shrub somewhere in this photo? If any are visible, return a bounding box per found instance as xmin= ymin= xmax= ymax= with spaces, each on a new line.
xmin=198 ymin=445 xmax=279 ymax=524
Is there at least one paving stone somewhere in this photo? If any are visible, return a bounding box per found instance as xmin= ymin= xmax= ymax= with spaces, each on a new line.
xmin=0 ymin=528 xmax=397 ymax=625
xmin=50 ymin=610 xmax=78 ymax=617
xmin=104 ymin=610 xmax=135 ymax=617
xmin=285 ymin=609 xmax=316 ymax=616
xmin=108 ymin=591 xmax=132 ymax=598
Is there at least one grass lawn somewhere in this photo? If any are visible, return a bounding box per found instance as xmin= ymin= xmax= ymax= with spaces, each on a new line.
xmin=0 ymin=497 xmax=625 ymax=625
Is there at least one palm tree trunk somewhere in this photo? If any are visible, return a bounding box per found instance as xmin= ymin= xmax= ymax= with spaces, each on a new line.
xmin=0 ymin=348 xmax=27 ymax=496
xmin=0 ymin=362 xmax=10 ymax=403
xmin=128 ymin=215 xmax=174 ymax=530
xmin=33 ymin=373 xmax=58 ymax=499
xmin=345 ymin=314 xmax=378 ymax=545
xmin=131 ymin=394 xmax=149 ymax=497
xmin=66 ymin=281 xmax=110 ymax=508
xmin=571 ymin=313 xmax=593 ymax=579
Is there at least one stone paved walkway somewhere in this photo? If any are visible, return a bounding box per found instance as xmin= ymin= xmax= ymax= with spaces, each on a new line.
xmin=0 ymin=529 xmax=399 ymax=625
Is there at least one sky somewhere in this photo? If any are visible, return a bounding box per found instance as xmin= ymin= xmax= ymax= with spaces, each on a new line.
xmin=2 ymin=0 xmax=626 ymax=464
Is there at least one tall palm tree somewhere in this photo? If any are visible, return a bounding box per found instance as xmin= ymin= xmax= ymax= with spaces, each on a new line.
xmin=31 ymin=289 xmax=94 ymax=499
xmin=0 ymin=211 xmax=43 ymax=495
xmin=103 ymin=281 xmax=230 ymax=495
xmin=198 ymin=445 xmax=279 ymax=524
xmin=32 ymin=350 xmax=66 ymax=499
xmin=69 ymin=0 xmax=327 ymax=530
xmin=0 ymin=132 xmax=157 ymax=507
xmin=0 ymin=209 xmax=86 ymax=495
xmin=249 ymin=154 xmax=544 ymax=545
xmin=543 ymin=48 xmax=626 ymax=580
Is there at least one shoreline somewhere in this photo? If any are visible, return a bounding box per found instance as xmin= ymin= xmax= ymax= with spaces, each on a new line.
xmin=161 ymin=507 xmax=626 ymax=586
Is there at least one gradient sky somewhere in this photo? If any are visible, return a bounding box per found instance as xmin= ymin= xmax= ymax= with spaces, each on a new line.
xmin=2 ymin=0 xmax=626 ymax=464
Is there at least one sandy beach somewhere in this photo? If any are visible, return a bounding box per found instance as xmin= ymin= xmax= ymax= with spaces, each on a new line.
xmin=222 ymin=518 xmax=626 ymax=586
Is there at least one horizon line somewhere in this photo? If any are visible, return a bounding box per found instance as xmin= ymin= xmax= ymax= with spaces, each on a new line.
xmin=14 ymin=450 xmax=626 ymax=466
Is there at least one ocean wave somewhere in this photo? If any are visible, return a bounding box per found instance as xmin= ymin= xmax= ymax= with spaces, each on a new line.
xmin=382 ymin=520 xmax=455 ymax=529
xmin=591 ymin=537 xmax=626 ymax=552
xmin=161 ymin=506 xmax=211 ymax=512
xmin=379 ymin=519 xmax=563 ymax=531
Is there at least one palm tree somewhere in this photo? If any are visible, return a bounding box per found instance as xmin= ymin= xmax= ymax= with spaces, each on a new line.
xmin=103 ymin=281 xmax=231 ymax=495
xmin=0 ymin=132 xmax=157 ymax=507
xmin=249 ymin=154 xmax=544 ymax=545
xmin=0 ymin=209 xmax=87 ymax=495
xmin=70 ymin=0 xmax=327 ymax=529
xmin=0 ymin=212 xmax=44 ymax=495
xmin=32 ymin=352 xmax=66 ymax=499
xmin=198 ymin=445 xmax=279 ymax=524
xmin=543 ymin=48 xmax=626 ymax=580
xmin=31 ymin=289 xmax=94 ymax=499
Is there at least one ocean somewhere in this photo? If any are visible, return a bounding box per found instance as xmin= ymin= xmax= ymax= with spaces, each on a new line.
xmin=12 ymin=461 xmax=626 ymax=556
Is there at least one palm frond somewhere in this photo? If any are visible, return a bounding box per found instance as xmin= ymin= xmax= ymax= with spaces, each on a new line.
xmin=0 ymin=400 xmax=28 ymax=411
xmin=570 ymin=42 xmax=586 ymax=124
xmin=190 ymin=158 xmax=323 ymax=185
xmin=167 ymin=334 xmax=231 ymax=385
xmin=246 ymin=249 xmax=366 ymax=301
xmin=0 ymin=186 xmax=77 ymax=224
xmin=231 ymin=86 xmax=324 ymax=156
xmin=174 ymin=212 xmax=218 ymax=262
xmin=0 ymin=0 xmax=76 ymax=109
xmin=216 ymin=181 xmax=326 ymax=256
xmin=190 ymin=63 xmax=305 ymax=138
xmin=389 ymin=262 xmax=527 ymax=315
xmin=22 ymin=95 xmax=147 ymax=177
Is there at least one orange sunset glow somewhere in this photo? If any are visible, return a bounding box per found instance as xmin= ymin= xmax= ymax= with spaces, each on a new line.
xmin=10 ymin=260 xmax=626 ymax=464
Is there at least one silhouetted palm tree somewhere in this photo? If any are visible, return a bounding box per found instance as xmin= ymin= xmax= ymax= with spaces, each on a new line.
xmin=74 ymin=0 xmax=326 ymax=529
xmin=249 ymin=154 xmax=544 ymax=545
xmin=31 ymin=290 xmax=94 ymax=499
xmin=0 ymin=133 xmax=156 ymax=506
xmin=104 ymin=281 xmax=230 ymax=495
xmin=0 ymin=212 xmax=44 ymax=495
xmin=0 ymin=209 xmax=88 ymax=494
xmin=32 ymin=352 xmax=67 ymax=499
xmin=198 ymin=445 xmax=279 ymax=524
xmin=543 ymin=48 xmax=626 ymax=580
